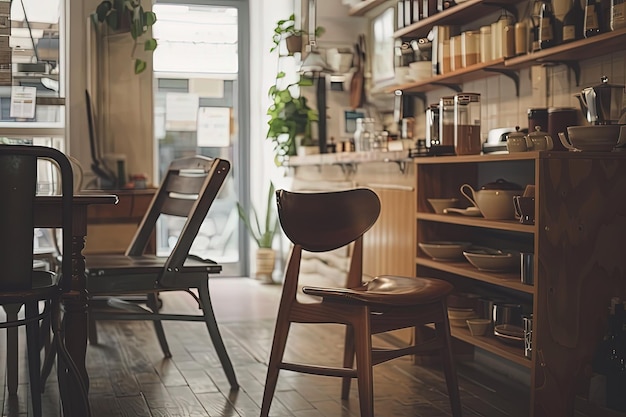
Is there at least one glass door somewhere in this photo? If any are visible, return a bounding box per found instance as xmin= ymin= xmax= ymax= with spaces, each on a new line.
xmin=152 ymin=1 xmax=249 ymax=276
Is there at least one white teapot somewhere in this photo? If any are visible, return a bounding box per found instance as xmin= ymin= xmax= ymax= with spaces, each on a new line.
xmin=460 ymin=179 xmax=522 ymax=220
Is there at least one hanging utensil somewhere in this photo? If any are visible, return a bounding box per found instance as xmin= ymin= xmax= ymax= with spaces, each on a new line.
xmin=350 ymin=34 xmax=366 ymax=109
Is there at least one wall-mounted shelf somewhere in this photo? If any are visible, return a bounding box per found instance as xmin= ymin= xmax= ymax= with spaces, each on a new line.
xmin=394 ymin=0 xmax=522 ymax=39
xmin=348 ymin=0 xmax=390 ymax=16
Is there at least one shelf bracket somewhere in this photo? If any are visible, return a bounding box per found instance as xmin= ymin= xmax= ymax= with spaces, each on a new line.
xmin=384 ymin=158 xmax=409 ymax=174
xmin=483 ymin=68 xmax=520 ymax=96
xmin=431 ymin=82 xmax=462 ymax=93
xmin=333 ymin=162 xmax=358 ymax=176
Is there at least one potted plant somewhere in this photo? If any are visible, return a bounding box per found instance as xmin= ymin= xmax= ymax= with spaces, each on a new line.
xmin=266 ymin=74 xmax=319 ymax=165
xmin=271 ymin=14 xmax=325 ymax=56
xmin=92 ymin=0 xmax=158 ymax=74
xmin=237 ymin=182 xmax=280 ymax=283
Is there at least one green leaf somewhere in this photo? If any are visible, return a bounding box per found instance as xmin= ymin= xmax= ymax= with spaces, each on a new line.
xmin=144 ymin=11 xmax=157 ymax=26
xmin=95 ymin=1 xmax=113 ymax=22
xmin=105 ymin=12 xmax=119 ymax=30
xmin=144 ymin=38 xmax=157 ymax=51
xmin=134 ymin=58 xmax=147 ymax=74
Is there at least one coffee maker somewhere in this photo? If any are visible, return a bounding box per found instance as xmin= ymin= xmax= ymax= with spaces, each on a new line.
xmin=576 ymin=76 xmax=626 ymax=125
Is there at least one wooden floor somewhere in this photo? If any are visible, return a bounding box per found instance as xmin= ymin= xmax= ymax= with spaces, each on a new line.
xmin=1 ymin=277 xmax=533 ymax=417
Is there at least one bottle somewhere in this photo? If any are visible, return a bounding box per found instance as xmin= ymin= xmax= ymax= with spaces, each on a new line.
xmin=611 ymin=0 xmax=626 ymax=29
xmin=530 ymin=0 xmax=543 ymax=51
xmin=354 ymin=118 xmax=374 ymax=152
xmin=562 ymin=0 xmax=584 ymax=42
xmin=584 ymin=0 xmax=603 ymax=37
xmin=539 ymin=0 xmax=557 ymax=49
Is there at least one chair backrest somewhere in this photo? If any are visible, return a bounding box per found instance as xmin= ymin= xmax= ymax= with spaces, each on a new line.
xmin=276 ymin=188 xmax=380 ymax=291
xmin=125 ymin=155 xmax=230 ymax=287
xmin=0 ymin=145 xmax=73 ymax=291
xmin=276 ymin=188 xmax=381 ymax=252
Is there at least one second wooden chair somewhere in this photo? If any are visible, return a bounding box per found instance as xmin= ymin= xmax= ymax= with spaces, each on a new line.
xmin=260 ymin=188 xmax=462 ymax=417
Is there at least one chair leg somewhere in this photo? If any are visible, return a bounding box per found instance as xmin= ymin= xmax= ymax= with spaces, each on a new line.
xmin=3 ymin=304 xmax=20 ymax=396
xmin=352 ymin=308 xmax=374 ymax=417
xmin=341 ymin=325 xmax=356 ymax=399
xmin=25 ymin=302 xmax=42 ymax=417
xmin=146 ymin=293 xmax=171 ymax=358
xmin=198 ymin=281 xmax=238 ymax=389
xmin=260 ymin=315 xmax=292 ymax=417
xmin=436 ymin=303 xmax=463 ymax=417
xmin=87 ymin=312 xmax=99 ymax=345
xmin=51 ymin=299 xmax=92 ymax=417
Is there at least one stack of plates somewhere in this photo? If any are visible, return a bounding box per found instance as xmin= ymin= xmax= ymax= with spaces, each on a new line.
xmin=494 ymin=324 xmax=525 ymax=345
xmin=448 ymin=307 xmax=478 ymax=328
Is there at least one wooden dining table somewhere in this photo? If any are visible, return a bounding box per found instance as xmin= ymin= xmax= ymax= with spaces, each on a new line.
xmin=35 ymin=193 xmax=118 ymax=416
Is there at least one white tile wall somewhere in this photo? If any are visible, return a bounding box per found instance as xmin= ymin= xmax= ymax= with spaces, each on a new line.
xmin=410 ymin=49 xmax=626 ymax=140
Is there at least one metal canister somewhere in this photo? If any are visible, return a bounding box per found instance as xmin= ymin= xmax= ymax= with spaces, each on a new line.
xmin=425 ymin=104 xmax=440 ymax=147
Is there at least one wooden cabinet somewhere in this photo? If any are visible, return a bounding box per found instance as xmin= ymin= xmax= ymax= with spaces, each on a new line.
xmin=85 ymin=188 xmax=156 ymax=254
xmin=414 ymin=151 xmax=626 ymax=416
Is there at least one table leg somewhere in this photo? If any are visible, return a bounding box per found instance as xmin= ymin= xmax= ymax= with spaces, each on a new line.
xmin=60 ymin=234 xmax=89 ymax=416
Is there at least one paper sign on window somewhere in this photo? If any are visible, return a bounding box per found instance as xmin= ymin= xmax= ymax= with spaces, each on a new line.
xmin=197 ymin=107 xmax=231 ymax=147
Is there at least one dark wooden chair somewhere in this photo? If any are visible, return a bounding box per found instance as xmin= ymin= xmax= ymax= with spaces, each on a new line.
xmin=0 ymin=144 xmax=90 ymax=417
xmin=260 ymin=188 xmax=462 ymax=417
xmin=82 ymin=155 xmax=238 ymax=390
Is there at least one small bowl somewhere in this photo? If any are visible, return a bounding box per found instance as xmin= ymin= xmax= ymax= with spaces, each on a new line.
xmin=463 ymin=247 xmax=519 ymax=272
xmin=427 ymin=198 xmax=459 ymax=214
xmin=419 ymin=241 xmax=472 ymax=261
xmin=466 ymin=318 xmax=491 ymax=336
xmin=566 ymin=125 xmax=625 ymax=151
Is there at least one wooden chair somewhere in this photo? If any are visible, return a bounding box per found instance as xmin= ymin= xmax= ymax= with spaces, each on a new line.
xmin=261 ymin=188 xmax=462 ymax=417
xmin=0 ymin=145 xmax=90 ymax=417
xmin=82 ymin=156 xmax=238 ymax=390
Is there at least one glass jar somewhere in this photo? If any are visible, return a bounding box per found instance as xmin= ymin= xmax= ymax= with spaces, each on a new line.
xmin=354 ymin=118 xmax=374 ymax=152
xmin=453 ymin=93 xmax=482 ymax=155
xmin=426 ymin=104 xmax=440 ymax=147
xmin=438 ymin=96 xmax=455 ymax=146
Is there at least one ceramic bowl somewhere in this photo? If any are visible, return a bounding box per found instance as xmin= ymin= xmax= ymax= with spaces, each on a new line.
xmin=463 ymin=247 xmax=519 ymax=272
xmin=419 ymin=241 xmax=472 ymax=261
xmin=466 ymin=318 xmax=492 ymax=336
xmin=427 ymin=198 xmax=459 ymax=214
xmin=566 ymin=125 xmax=626 ymax=151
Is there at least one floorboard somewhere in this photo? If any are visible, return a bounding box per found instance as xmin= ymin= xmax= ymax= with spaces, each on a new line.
xmin=0 ymin=277 xmax=532 ymax=416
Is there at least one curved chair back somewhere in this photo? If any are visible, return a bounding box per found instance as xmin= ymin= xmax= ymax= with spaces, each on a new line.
xmin=276 ymin=188 xmax=381 ymax=253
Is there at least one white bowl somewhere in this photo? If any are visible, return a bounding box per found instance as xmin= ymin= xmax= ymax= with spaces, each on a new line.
xmin=427 ymin=198 xmax=459 ymax=214
xmin=419 ymin=241 xmax=472 ymax=261
xmin=463 ymin=247 xmax=519 ymax=272
xmin=466 ymin=318 xmax=491 ymax=336
xmin=566 ymin=125 xmax=626 ymax=151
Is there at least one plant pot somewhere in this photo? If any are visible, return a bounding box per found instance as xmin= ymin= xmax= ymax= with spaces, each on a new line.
xmin=285 ymin=35 xmax=303 ymax=55
xmin=255 ymin=248 xmax=276 ymax=284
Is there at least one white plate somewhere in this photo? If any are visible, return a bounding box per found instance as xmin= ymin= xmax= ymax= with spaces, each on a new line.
xmin=443 ymin=207 xmax=482 ymax=217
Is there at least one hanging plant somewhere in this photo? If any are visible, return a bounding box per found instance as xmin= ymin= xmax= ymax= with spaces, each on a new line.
xmin=92 ymin=0 xmax=158 ymax=74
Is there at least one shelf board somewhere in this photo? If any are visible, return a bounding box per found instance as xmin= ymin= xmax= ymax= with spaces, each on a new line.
xmin=417 ymin=212 xmax=536 ymax=234
xmin=416 ymin=256 xmax=535 ymax=294
xmin=386 ymin=58 xmax=512 ymax=94
xmin=426 ymin=323 xmax=532 ymax=368
xmin=413 ymin=151 xmax=539 ymax=164
xmin=394 ymin=0 xmax=521 ymax=39
xmin=348 ymin=0 xmax=390 ymax=16
xmin=505 ymin=29 xmax=626 ymax=71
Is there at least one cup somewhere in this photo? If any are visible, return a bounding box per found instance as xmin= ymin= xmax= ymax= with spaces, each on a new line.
xmin=520 ymin=252 xmax=534 ymax=285
xmin=513 ymin=196 xmax=535 ymax=225
xmin=523 ymin=315 xmax=533 ymax=359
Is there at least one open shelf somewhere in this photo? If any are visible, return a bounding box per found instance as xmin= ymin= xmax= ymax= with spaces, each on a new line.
xmin=416 ymin=256 xmax=534 ymax=293
xmin=348 ymin=0 xmax=390 ymax=16
xmin=394 ymin=0 xmax=522 ymax=39
xmin=426 ymin=323 xmax=531 ymax=368
xmin=417 ymin=212 xmax=536 ymax=233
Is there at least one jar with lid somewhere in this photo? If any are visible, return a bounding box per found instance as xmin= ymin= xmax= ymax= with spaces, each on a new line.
xmin=426 ymin=104 xmax=440 ymax=147
xmin=438 ymin=96 xmax=455 ymax=147
xmin=354 ymin=118 xmax=375 ymax=152
xmin=453 ymin=93 xmax=482 ymax=155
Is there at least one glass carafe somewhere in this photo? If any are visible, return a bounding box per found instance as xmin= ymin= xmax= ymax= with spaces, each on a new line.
xmin=438 ymin=96 xmax=455 ymax=147
xmin=354 ymin=118 xmax=375 ymax=152
xmin=454 ymin=93 xmax=482 ymax=155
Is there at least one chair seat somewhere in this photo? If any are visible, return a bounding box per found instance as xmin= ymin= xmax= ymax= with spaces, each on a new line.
xmin=0 ymin=271 xmax=57 ymax=303
xmin=302 ymin=275 xmax=454 ymax=306
xmin=85 ymin=254 xmax=222 ymax=293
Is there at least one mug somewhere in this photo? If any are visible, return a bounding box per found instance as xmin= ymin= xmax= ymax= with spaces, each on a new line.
xmin=514 ymin=196 xmax=535 ymax=225
xmin=520 ymin=252 xmax=534 ymax=285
